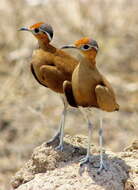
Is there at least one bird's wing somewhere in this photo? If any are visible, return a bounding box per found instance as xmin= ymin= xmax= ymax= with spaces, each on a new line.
xmin=95 ymin=84 xmax=119 ymax=112
xmin=40 ymin=65 xmax=65 ymax=93
xmin=54 ymin=50 xmax=78 ymax=74
xmin=63 ymin=81 xmax=77 ymax=107
xmin=30 ymin=63 xmax=47 ymax=87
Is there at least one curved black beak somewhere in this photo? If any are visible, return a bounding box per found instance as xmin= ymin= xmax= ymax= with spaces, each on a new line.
xmin=60 ymin=45 xmax=77 ymax=49
xmin=18 ymin=27 xmax=30 ymax=32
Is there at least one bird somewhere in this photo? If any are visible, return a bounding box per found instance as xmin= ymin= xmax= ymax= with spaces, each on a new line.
xmin=61 ymin=37 xmax=119 ymax=172
xmin=19 ymin=22 xmax=78 ymax=150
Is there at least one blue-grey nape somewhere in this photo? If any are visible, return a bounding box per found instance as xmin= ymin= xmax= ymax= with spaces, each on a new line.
xmin=40 ymin=24 xmax=53 ymax=39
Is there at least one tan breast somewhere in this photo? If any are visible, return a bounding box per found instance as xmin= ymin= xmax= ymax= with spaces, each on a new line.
xmin=72 ymin=61 xmax=102 ymax=107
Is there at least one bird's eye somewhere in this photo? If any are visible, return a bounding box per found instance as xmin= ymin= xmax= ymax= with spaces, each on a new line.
xmin=81 ymin=44 xmax=91 ymax=50
xmin=34 ymin=28 xmax=40 ymax=34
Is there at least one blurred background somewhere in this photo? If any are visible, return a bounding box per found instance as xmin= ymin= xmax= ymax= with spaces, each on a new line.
xmin=0 ymin=0 xmax=138 ymax=189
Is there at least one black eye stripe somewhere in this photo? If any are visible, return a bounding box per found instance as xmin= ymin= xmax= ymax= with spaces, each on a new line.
xmin=42 ymin=31 xmax=46 ymax=34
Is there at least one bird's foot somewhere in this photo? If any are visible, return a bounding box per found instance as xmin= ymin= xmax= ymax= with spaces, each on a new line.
xmin=95 ymin=161 xmax=108 ymax=174
xmin=55 ymin=144 xmax=64 ymax=151
xmin=80 ymin=156 xmax=91 ymax=167
xmin=46 ymin=132 xmax=60 ymax=146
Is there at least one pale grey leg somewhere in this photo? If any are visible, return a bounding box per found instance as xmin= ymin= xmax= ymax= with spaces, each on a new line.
xmin=55 ymin=95 xmax=68 ymax=151
xmin=46 ymin=95 xmax=68 ymax=148
xmin=80 ymin=120 xmax=93 ymax=166
xmin=79 ymin=108 xmax=93 ymax=166
xmin=46 ymin=116 xmax=62 ymax=146
xmin=97 ymin=116 xmax=107 ymax=173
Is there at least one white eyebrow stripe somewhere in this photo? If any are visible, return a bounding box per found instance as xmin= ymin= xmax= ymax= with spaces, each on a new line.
xmin=90 ymin=45 xmax=98 ymax=51
xmin=40 ymin=28 xmax=52 ymax=41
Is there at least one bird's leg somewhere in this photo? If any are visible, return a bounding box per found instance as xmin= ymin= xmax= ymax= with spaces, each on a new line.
xmin=55 ymin=95 xmax=68 ymax=151
xmin=80 ymin=120 xmax=93 ymax=166
xmin=96 ymin=116 xmax=107 ymax=174
xmin=46 ymin=95 xmax=67 ymax=147
xmin=79 ymin=108 xmax=93 ymax=166
xmin=46 ymin=119 xmax=62 ymax=146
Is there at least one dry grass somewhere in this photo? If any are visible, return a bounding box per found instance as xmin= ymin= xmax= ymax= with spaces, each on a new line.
xmin=0 ymin=0 xmax=138 ymax=189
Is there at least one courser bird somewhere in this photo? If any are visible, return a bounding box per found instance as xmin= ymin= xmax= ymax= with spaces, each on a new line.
xmin=61 ymin=37 xmax=119 ymax=172
xmin=19 ymin=22 xmax=78 ymax=150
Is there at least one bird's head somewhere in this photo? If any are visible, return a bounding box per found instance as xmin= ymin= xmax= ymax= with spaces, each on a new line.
xmin=19 ymin=22 xmax=53 ymax=44
xmin=61 ymin=37 xmax=99 ymax=60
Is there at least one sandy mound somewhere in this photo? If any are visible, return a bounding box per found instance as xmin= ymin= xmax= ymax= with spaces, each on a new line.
xmin=11 ymin=135 xmax=138 ymax=190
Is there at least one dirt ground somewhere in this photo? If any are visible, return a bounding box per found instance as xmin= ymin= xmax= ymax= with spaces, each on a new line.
xmin=11 ymin=136 xmax=138 ymax=190
xmin=0 ymin=0 xmax=138 ymax=189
